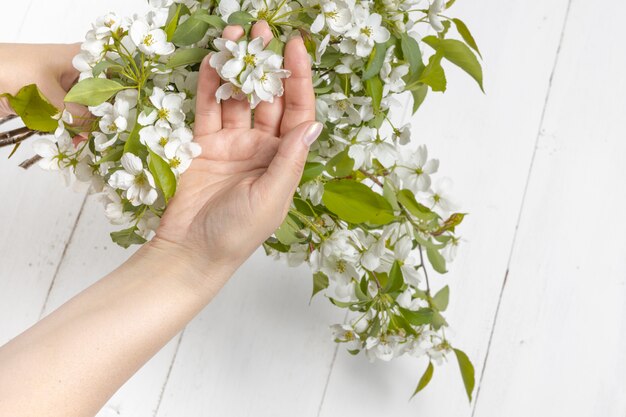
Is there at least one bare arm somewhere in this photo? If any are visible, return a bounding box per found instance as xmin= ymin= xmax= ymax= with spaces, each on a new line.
xmin=0 ymin=242 xmax=229 ymax=416
xmin=0 ymin=21 xmax=321 ymax=417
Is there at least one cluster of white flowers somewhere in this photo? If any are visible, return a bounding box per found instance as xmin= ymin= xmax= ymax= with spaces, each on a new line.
xmin=209 ymin=37 xmax=290 ymax=108
xmin=26 ymin=0 xmax=482 ymax=397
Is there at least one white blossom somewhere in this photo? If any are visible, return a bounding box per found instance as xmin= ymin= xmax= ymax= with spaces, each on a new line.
xmin=428 ymin=0 xmax=446 ymax=32
xmin=108 ymin=153 xmax=158 ymax=206
xmin=331 ymin=324 xmax=361 ymax=351
xmin=394 ymin=145 xmax=439 ymax=192
xmin=139 ymin=87 xmax=186 ymax=128
xmin=129 ymin=20 xmax=175 ymax=56
xmin=310 ymin=0 xmax=352 ymax=35
xmin=341 ymin=7 xmax=390 ymax=57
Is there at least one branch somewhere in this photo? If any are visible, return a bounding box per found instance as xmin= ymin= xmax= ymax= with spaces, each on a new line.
xmin=0 ymin=115 xmax=18 ymax=126
xmin=358 ymin=169 xmax=384 ymax=187
xmin=19 ymin=155 xmax=42 ymax=170
xmin=0 ymin=126 xmax=31 ymax=141
xmin=0 ymin=130 xmax=38 ymax=148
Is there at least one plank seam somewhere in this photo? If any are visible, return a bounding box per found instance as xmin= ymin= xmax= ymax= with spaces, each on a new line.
xmin=38 ymin=191 xmax=88 ymax=319
xmin=469 ymin=1 xmax=574 ymax=415
xmin=14 ymin=0 xmax=35 ymax=41
xmin=152 ymin=330 xmax=186 ymax=417
xmin=315 ymin=310 xmax=349 ymax=417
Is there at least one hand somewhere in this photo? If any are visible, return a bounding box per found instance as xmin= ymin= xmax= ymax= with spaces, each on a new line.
xmin=0 ymin=43 xmax=84 ymax=118
xmin=150 ymin=22 xmax=321 ymax=283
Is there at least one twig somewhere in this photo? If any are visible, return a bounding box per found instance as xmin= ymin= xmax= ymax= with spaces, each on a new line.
xmin=0 ymin=130 xmax=38 ymax=148
xmin=359 ymin=169 xmax=384 ymax=187
xmin=19 ymin=155 xmax=42 ymax=169
xmin=0 ymin=115 xmax=18 ymax=125
xmin=0 ymin=126 xmax=31 ymax=141
xmin=417 ymin=244 xmax=431 ymax=292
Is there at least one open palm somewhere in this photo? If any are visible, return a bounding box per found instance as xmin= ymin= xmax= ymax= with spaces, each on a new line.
xmin=154 ymin=22 xmax=320 ymax=271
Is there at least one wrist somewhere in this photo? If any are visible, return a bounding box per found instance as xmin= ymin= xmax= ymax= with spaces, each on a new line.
xmin=131 ymin=237 xmax=237 ymax=299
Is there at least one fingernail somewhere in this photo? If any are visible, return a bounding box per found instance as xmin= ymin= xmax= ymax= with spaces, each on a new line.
xmin=303 ymin=122 xmax=323 ymax=146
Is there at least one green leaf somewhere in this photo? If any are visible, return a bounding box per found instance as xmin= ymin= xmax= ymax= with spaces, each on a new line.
xmin=354 ymin=278 xmax=370 ymax=302
xmin=426 ymin=246 xmax=447 ymax=274
xmin=110 ymin=226 xmax=147 ymax=249
xmin=397 ymin=189 xmax=438 ymax=221
xmin=7 ymin=142 xmax=21 ymax=159
xmin=166 ymin=47 xmax=210 ymax=69
xmin=433 ymin=212 xmax=466 ymax=236
xmin=418 ymin=52 xmax=446 ymax=92
xmin=266 ymin=38 xmax=284 ymax=55
xmin=263 ymin=237 xmax=289 ymax=253
xmin=195 ymin=14 xmax=227 ymax=30
xmin=432 ymin=285 xmax=450 ymax=311
xmin=148 ymin=150 xmax=177 ymax=202
xmin=165 ymin=4 xmax=182 ymax=41
xmin=65 ymin=78 xmax=126 ymax=106
xmin=453 ymin=348 xmax=475 ymax=402
xmin=311 ymin=272 xmax=329 ymax=301
xmin=400 ymin=33 xmax=424 ymax=76
xmin=422 ymin=36 xmax=483 ymax=91
xmin=227 ymin=11 xmax=255 ymax=26
xmin=320 ymin=49 xmax=342 ymax=68
xmin=326 ymin=148 xmax=354 ymax=178
xmin=452 ymin=18 xmax=481 ymax=57
xmin=362 ymin=42 xmax=389 ymax=80
xmin=364 ymin=75 xmax=383 ymax=111
xmin=446 ymin=0 xmax=457 ymax=8
xmin=383 ymin=180 xmax=399 ymax=211
xmin=411 ymin=362 xmax=434 ymax=399
xmin=431 ymin=310 xmax=448 ymax=329
xmin=95 ymin=145 xmax=124 ymax=165
xmin=172 ymin=10 xmax=211 ymax=46
xmin=323 ymin=180 xmax=395 ymax=225
xmin=0 ymin=84 xmax=58 ymax=132
xmin=275 ymin=213 xmax=306 ymax=245
xmin=384 ymin=261 xmax=404 ymax=294
xmin=123 ymin=118 xmax=144 ymax=156
xmin=328 ymin=297 xmax=362 ymax=309
xmin=399 ymin=307 xmax=434 ymax=326
xmin=92 ymin=60 xmax=123 ymax=77
xmin=393 ymin=313 xmax=418 ymax=336
xmin=410 ymin=83 xmax=428 ymax=114
xmin=300 ymin=162 xmax=325 ymax=185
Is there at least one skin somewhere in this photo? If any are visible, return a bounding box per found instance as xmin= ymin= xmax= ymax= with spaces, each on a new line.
xmin=0 ymin=43 xmax=86 ymax=119
xmin=0 ymin=21 xmax=321 ymax=417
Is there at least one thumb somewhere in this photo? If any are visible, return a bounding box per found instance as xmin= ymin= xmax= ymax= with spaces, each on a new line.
xmin=254 ymin=121 xmax=323 ymax=207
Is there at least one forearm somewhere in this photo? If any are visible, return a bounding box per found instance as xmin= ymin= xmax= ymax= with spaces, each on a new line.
xmin=0 ymin=240 xmax=232 ymax=417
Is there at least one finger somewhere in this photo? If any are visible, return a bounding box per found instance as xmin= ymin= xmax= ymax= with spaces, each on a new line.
xmin=252 ymin=121 xmax=323 ymax=215
xmin=220 ymin=25 xmax=251 ymax=129
xmin=251 ymin=21 xmax=284 ymax=136
xmin=280 ymin=36 xmax=316 ymax=135
xmin=48 ymin=84 xmax=91 ymax=128
xmin=194 ymin=54 xmax=222 ymax=136
xmin=59 ymin=43 xmax=82 ymax=92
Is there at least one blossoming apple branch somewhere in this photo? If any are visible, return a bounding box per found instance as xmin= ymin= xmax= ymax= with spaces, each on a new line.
xmin=3 ymin=0 xmax=483 ymax=401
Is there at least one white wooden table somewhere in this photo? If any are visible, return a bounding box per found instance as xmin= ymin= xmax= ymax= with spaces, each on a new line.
xmin=1 ymin=1 xmax=625 ymax=416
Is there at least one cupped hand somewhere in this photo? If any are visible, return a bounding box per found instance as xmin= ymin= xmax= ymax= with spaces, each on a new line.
xmin=152 ymin=22 xmax=321 ymax=278
xmin=0 ymin=43 xmax=84 ymax=118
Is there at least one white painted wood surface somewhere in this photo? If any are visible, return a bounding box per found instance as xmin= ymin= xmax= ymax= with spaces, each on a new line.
xmin=1 ymin=1 xmax=624 ymax=416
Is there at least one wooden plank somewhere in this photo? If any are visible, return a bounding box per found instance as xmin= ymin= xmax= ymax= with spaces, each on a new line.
xmin=317 ymin=1 xmax=572 ymax=415
xmin=41 ymin=195 xmax=180 ymax=417
xmin=0 ymin=0 xmax=87 ymax=347
xmin=472 ymin=1 xmax=626 ymax=416
xmin=154 ymin=252 xmax=345 ymax=417
xmin=1 ymin=1 xmax=162 ymax=415
xmin=0 ymin=2 xmax=33 ymax=42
